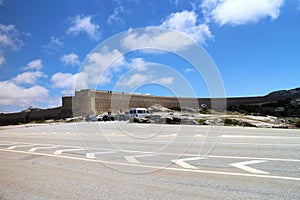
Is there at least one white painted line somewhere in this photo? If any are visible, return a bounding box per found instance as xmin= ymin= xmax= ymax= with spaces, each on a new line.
xmin=3 ymin=148 xmax=300 ymax=181
xmin=222 ymin=135 xmax=300 ymax=139
xmin=0 ymin=142 xmax=19 ymax=146
xmin=159 ymin=134 xmax=177 ymax=137
xmin=172 ymin=157 xmax=207 ymax=169
xmin=230 ymin=160 xmax=269 ymax=174
xmin=1 ymin=140 xmax=300 ymax=162
xmin=125 ymin=154 xmax=156 ymax=164
xmin=86 ymin=151 xmax=116 ymax=159
xmin=7 ymin=144 xmax=36 ymax=150
xmin=28 ymin=146 xmax=58 ymax=152
xmin=54 ymin=148 xmax=84 ymax=155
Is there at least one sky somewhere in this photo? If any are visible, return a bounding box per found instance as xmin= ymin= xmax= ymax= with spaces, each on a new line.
xmin=0 ymin=0 xmax=299 ymax=112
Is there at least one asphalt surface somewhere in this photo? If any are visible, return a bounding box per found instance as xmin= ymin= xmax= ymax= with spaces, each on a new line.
xmin=1 ymin=121 xmax=300 ymax=199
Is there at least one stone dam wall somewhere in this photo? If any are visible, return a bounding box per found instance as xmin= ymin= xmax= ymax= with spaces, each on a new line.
xmin=72 ymin=89 xmax=300 ymax=116
xmin=0 ymin=89 xmax=299 ymax=125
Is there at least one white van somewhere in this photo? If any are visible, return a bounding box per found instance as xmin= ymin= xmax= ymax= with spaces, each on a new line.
xmin=129 ymin=108 xmax=149 ymax=118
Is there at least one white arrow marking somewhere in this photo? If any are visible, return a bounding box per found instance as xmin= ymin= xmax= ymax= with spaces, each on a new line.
xmin=125 ymin=154 xmax=156 ymax=164
xmin=172 ymin=157 xmax=207 ymax=169
xmin=54 ymin=148 xmax=84 ymax=155
xmin=28 ymin=146 xmax=57 ymax=152
xmin=230 ymin=160 xmax=269 ymax=174
xmin=7 ymin=144 xmax=36 ymax=150
xmin=86 ymin=151 xmax=116 ymax=159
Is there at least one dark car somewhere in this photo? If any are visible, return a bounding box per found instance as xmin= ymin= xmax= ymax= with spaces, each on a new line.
xmin=102 ymin=115 xmax=114 ymax=122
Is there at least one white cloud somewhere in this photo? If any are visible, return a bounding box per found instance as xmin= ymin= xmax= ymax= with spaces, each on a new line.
xmin=117 ymin=72 xmax=174 ymax=90
xmin=107 ymin=0 xmax=125 ymax=25
xmin=0 ymin=23 xmax=24 ymax=66
xmin=60 ymin=53 xmax=80 ymax=66
xmin=160 ymin=10 xmax=212 ymax=44
xmin=121 ymin=73 xmax=151 ymax=89
xmin=0 ymin=23 xmax=23 ymax=50
xmin=121 ymin=11 xmax=212 ymax=52
xmin=12 ymin=71 xmax=46 ymax=85
xmin=80 ymin=46 xmax=126 ymax=86
xmin=184 ymin=68 xmax=194 ymax=73
xmin=22 ymin=59 xmax=43 ymax=71
xmin=129 ymin=58 xmax=149 ymax=71
xmin=51 ymin=72 xmax=78 ymax=95
xmin=121 ymin=28 xmax=195 ymax=52
xmin=0 ymin=54 xmax=5 ymax=66
xmin=201 ymin=0 xmax=284 ymax=25
xmin=154 ymin=77 xmax=174 ymax=85
xmin=0 ymin=80 xmax=49 ymax=108
xmin=43 ymin=36 xmax=64 ymax=55
xmin=67 ymin=15 xmax=100 ymax=40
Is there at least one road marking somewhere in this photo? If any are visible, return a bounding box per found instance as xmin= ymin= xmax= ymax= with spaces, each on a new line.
xmin=7 ymin=144 xmax=36 ymax=150
xmin=54 ymin=148 xmax=84 ymax=155
xmin=0 ymin=142 xmax=19 ymax=146
xmin=172 ymin=157 xmax=207 ymax=169
xmin=86 ymin=151 xmax=116 ymax=159
xmin=1 ymin=140 xmax=300 ymax=162
xmin=230 ymin=160 xmax=269 ymax=174
xmin=2 ymin=148 xmax=300 ymax=181
xmin=125 ymin=154 xmax=156 ymax=164
xmin=28 ymin=146 xmax=58 ymax=152
xmin=222 ymin=135 xmax=300 ymax=139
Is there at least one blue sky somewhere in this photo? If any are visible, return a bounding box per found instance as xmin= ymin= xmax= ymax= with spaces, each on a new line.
xmin=0 ymin=0 xmax=299 ymax=112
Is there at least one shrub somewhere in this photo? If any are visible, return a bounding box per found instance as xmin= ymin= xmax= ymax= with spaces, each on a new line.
xmin=198 ymin=119 xmax=206 ymax=125
xmin=296 ymin=120 xmax=300 ymax=128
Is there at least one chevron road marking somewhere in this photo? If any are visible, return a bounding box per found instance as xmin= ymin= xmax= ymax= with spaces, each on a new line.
xmin=172 ymin=157 xmax=207 ymax=169
xmin=54 ymin=148 xmax=85 ymax=155
xmin=86 ymin=151 xmax=116 ymax=159
xmin=7 ymin=144 xmax=36 ymax=150
xmin=28 ymin=146 xmax=58 ymax=152
xmin=230 ymin=160 xmax=269 ymax=174
xmin=124 ymin=154 xmax=156 ymax=164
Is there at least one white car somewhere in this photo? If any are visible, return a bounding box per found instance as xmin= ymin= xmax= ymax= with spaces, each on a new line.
xmin=129 ymin=108 xmax=149 ymax=118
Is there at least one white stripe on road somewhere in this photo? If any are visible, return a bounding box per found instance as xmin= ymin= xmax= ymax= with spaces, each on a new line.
xmin=7 ymin=144 xmax=36 ymax=150
xmin=172 ymin=157 xmax=207 ymax=169
xmin=86 ymin=151 xmax=116 ymax=159
xmin=222 ymin=135 xmax=300 ymax=139
xmin=54 ymin=148 xmax=84 ymax=155
xmin=1 ymin=148 xmax=300 ymax=181
xmin=124 ymin=154 xmax=156 ymax=164
xmin=28 ymin=146 xmax=58 ymax=152
xmin=229 ymin=160 xmax=269 ymax=174
xmin=1 ymin=140 xmax=300 ymax=162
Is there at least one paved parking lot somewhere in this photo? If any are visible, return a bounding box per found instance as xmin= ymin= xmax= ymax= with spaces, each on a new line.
xmin=1 ymin=122 xmax=300 ymax=199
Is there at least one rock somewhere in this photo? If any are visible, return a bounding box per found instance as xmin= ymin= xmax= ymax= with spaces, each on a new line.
xmin=148 ymin=104 xmax=170 ymax=112
xmin=181 ymin=107 xmax=200 ymax=113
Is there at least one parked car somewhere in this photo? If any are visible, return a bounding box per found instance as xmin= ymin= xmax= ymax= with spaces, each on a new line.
xmin=129 ymin=108 xmax=149 ymax=118
xmin=102 ymin=114 xmax=114 ymax=122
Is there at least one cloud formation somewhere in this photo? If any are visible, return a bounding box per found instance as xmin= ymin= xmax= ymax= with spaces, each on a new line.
xmin=0 ymin=23 xmax=24 ymax=67
xmin=22 ymin=59 xmax=43 ymax=71
xmin=60 ymin=53 xmax=80 ymax=66
xmin=0 ymin=71 xmax=49 ymax=109
xmin=201 ymin=0 xmax=284 ymax=25
xmin=107 ymin=0 xmax=125 ymax=25
xmin=43 ymin=36 xmax=64 ymax=55
xmin=67 ymin=15 xmax=100 ymax=40
xmin=51 ymin=72 xmax=78 ymax=95
xmin=160 ymin=10 xmax=212 ymax=44
xmin=12 ymin=71 xmax=46 ymax=85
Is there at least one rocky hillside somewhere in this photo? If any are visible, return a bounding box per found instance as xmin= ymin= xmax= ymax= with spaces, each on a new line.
xmin=228 ymin=87 xmax=300 ymax=118
xmin=267 ymin=87 xmax=300 ymax=97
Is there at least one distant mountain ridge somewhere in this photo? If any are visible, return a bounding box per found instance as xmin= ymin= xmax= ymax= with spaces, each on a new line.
xmin=267 ymin=87 xmax=300 ymax=97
